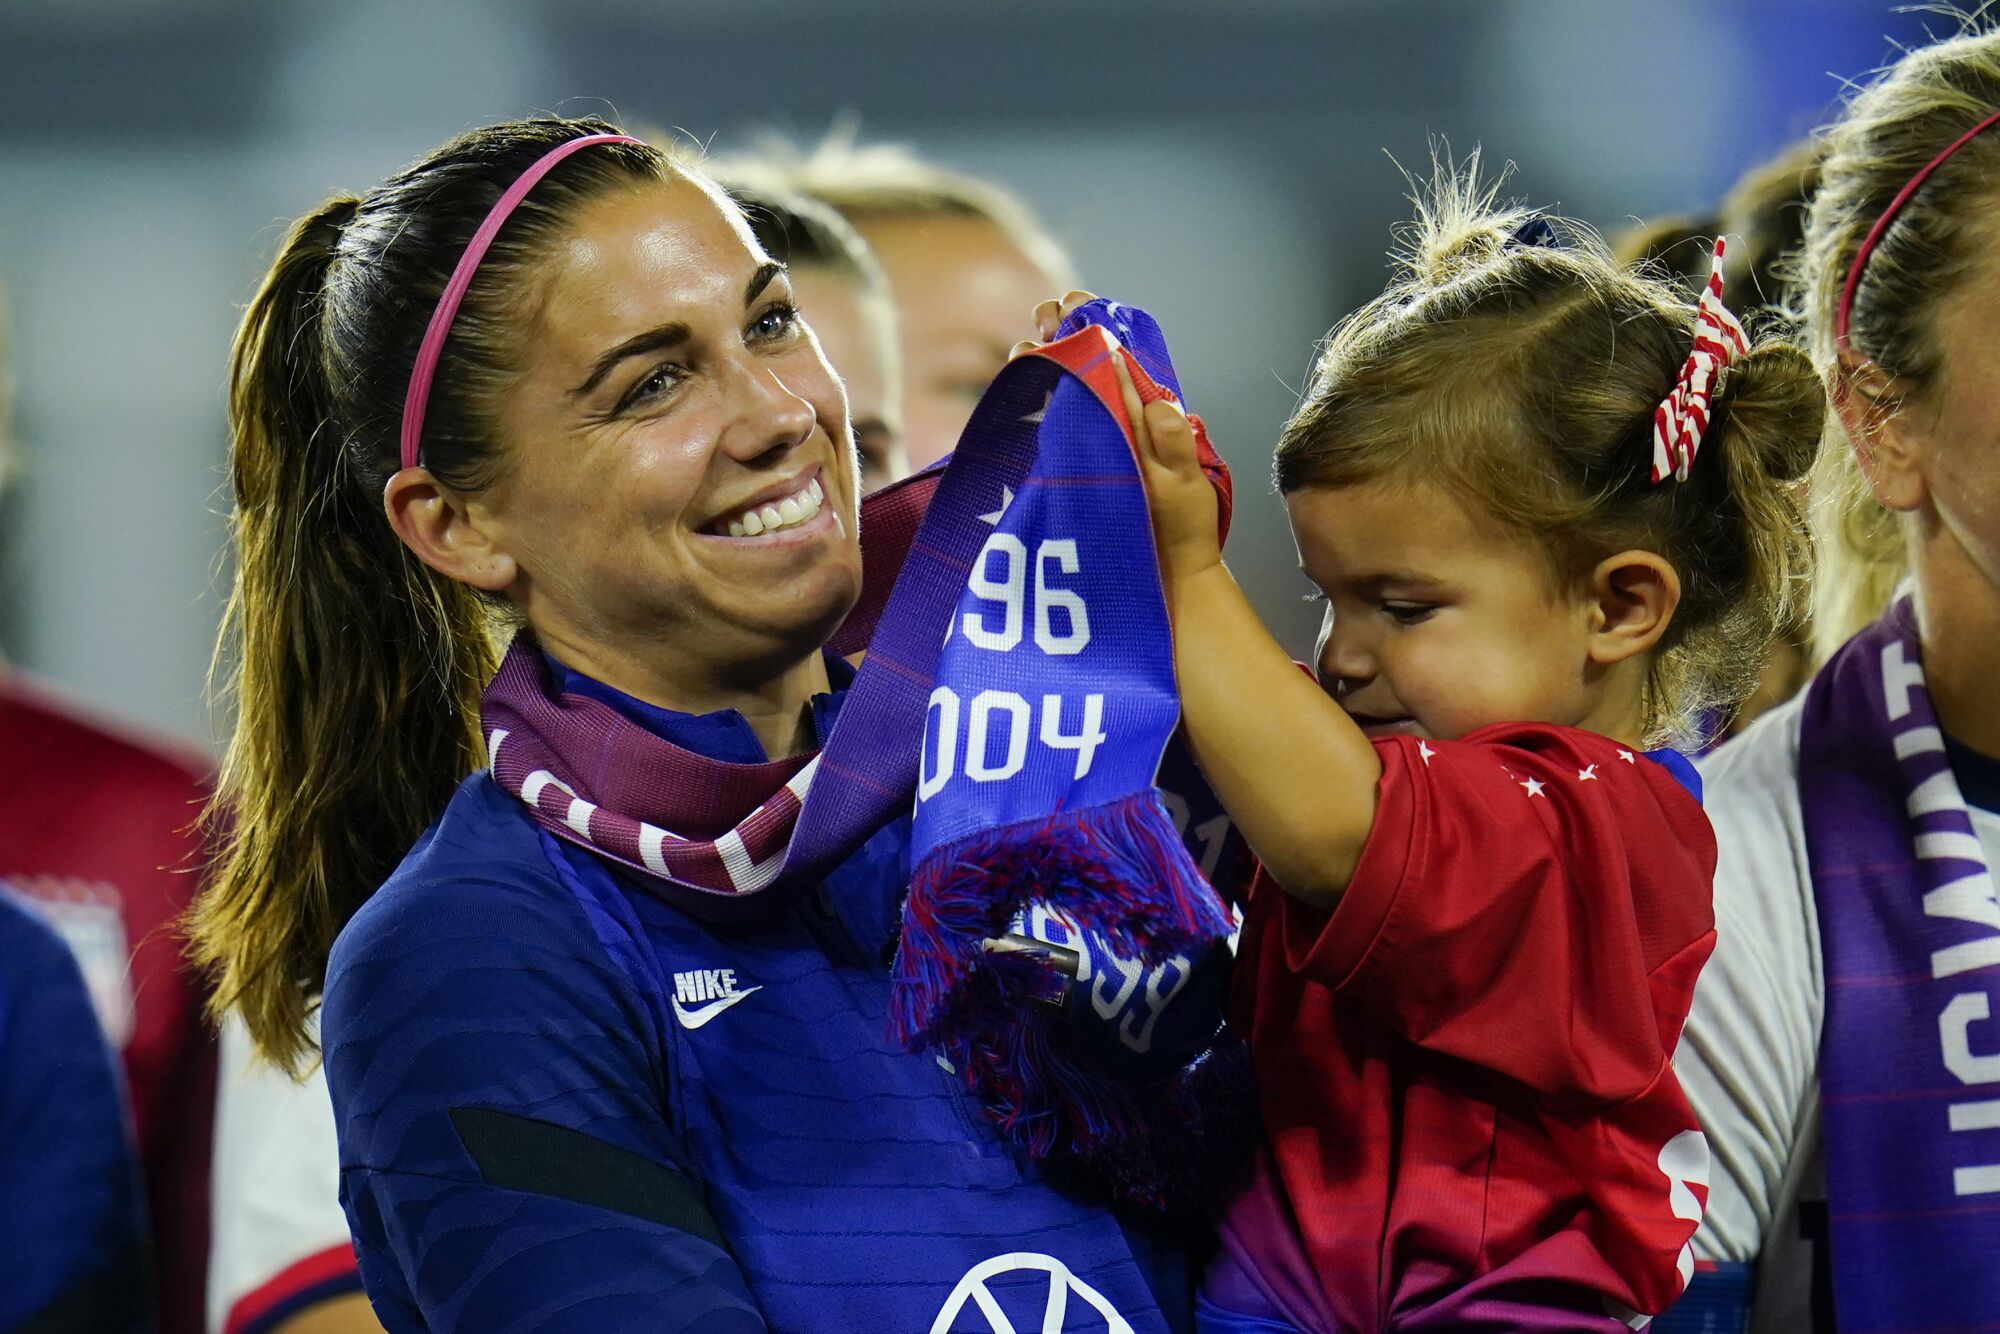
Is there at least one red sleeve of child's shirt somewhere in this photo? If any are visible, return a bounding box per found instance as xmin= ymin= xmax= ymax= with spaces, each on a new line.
xmin=1275 ymin=723 xmax=1717 ymax=1113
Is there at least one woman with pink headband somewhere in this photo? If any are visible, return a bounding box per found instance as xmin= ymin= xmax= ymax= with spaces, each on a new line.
xmin=190 ymin=117 xmax=1198 ymax=1333
xmin=1674 ymin=25 xmax=2000 ymax=1332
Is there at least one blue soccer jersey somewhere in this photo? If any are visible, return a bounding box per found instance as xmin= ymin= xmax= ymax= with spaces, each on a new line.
xmin=0 ymin=892 xmax=151 ymax=1332
xmin=323 ymin=666 xmax=1194 ymax=1333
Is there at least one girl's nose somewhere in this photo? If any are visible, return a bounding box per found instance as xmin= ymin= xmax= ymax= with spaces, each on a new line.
xmin=1316 ymin=608 xmax=1376 ymax=696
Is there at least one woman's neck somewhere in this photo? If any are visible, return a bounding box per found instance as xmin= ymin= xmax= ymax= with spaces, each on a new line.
xmin=1915 ymin=517 xmax=2000 ymax=757
xmin=539 ymin=630 xmax=832 ymax=760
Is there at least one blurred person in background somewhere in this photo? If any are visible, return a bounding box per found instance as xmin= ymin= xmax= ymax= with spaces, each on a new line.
xmin=1712 ymin=136 xmax=1826 ymax=733
xmin=0 ymin=262 xmax=216 ymax=1333
xmin=0 ymin=892 xmax=153 ymax=1332
xmin=1675 ymin=24 xmax=2000 ymax=1332
xmin=1611 ymin=211 xmax=1722 ymax=297
xmin=1611 ymin=136 xmax=1823 ymax=316
xmin=207 ymin=1010 xmax=376 ymax=1334
xmin=714 ymin=174 xmax=910 ymax=490
xmin=1612 ymin=137 xmax=1826 ymax=741
xmin=758 ymin=129 xmax=1074 ymax=468
xmin=1718 ymin=137 xmax=1826 ymax=317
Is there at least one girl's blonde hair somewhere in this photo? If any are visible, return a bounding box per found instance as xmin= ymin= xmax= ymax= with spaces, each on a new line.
xmin=1795 ymin=24 xmax=2000 ymax=659
xmin=1277 ymin=160 xmax=1822 ymax=745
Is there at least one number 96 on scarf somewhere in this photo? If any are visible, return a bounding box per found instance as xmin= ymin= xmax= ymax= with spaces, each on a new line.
xmin=954 ymin=535 xmax=1091 ymax=656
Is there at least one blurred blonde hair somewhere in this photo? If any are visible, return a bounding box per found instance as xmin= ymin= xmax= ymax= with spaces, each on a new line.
xmin=1278 ymin=157 xmax=1822 ymax=745
xmin=1719 ymin=136 xmax=1826 ymax=316
xmin=732 ymin=123 xmax=1075 ymax=287
xmin=1610 ymin=212 xmax=1722 ymax=298
xmin=1796 ymin=23 xmax=2000 ymax=660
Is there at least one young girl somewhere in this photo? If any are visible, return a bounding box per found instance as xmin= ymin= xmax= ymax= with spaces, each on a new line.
xmin=1096 ymin=171 xmax=1823 ymax=1329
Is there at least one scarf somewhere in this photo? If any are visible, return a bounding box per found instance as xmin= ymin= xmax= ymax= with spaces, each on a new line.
xmin=887 ymin=303 xmax=1248 ymax=1198
xmin=1799 ymin=594 xmax=2000 ymax=1329
xmin=481 ymin=300 xmax=1245 ymax=1189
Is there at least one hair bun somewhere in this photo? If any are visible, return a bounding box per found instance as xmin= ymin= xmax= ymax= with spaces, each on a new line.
xmin=1399 ymin=150 xmax=1564 ymax=287
xmin=1407 ymin=209 xmax=1518 ymax=287
xmin=1713 ymin=340 xmax=1823 ymax=483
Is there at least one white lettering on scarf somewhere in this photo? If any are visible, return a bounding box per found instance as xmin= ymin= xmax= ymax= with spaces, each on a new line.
xmin=1888 ymin=641 xmax=2000 ymax=1194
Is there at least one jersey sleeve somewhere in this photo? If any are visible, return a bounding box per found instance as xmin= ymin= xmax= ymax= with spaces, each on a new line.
xmin=1674 ymin=699 xmax=1821 ymax=1265
xmin=209 ymin=1012 xmax=366 ymax=1334
xmin=1271 ymin=724 xmax=1718 ymax=1112
xmin=322 ymin=834 xmax=765 ymax=1334
xmin=0 ymin=899 xmax=150 ymax=1333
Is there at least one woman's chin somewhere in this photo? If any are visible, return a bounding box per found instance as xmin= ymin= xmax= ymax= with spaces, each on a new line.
xmin=717 ymin=561 xmax=865 ymax=665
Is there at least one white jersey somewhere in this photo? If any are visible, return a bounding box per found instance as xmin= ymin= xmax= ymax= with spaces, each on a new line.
xmin=1677 ymin=694 xmax=2000 ymax=1332
xmin=208 ymin=1012 xmax=362 ymax=1333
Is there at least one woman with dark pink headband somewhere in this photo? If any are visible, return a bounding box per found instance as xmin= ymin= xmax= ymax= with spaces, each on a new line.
xmin=1673 ymin=25 xmax=2000 ymax=1333
xmin=190 ymin=117 xmax=1198 ymax=1333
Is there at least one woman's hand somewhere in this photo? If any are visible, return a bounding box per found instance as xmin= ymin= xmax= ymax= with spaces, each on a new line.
xmin=1017 ymin=291 xmax=1224 ymax=585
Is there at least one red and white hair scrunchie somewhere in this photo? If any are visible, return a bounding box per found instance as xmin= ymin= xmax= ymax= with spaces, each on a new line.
xmin=1651 ymin=237 xmax=1750 ymax=484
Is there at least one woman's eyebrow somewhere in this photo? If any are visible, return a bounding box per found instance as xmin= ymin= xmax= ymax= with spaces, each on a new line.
xmin=745 ymin=260 xmax=784 ymax=306
xmin=571 ymin=322 xmax=692 ymax=398
xmin=569 ymin=264 xmax=789 ymax=400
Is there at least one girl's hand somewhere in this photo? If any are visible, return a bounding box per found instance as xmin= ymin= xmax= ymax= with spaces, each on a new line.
xmin=1018 ymin=292 xmax=1224 ymax=585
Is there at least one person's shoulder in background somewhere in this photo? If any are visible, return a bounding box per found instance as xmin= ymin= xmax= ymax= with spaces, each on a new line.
xmin=0 ymin=891 xmax=152 ymax=1333
xmin=0 ymin=667 xmax=220 ymax=1334
xmin=0 ymin=668 xmax=211 ymax=794
xmin=210 ymin=1012 xmax=377 ymax=1334
xmin=1682 ymin=693 xmax=1820 ymax=1263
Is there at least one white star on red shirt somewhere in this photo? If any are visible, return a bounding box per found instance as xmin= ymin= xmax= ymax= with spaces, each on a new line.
xmin=1417 ymin=740 xmax=1435 ymax=766
xmin=1617 ymin=749 xmax=1637 ymax=764
xmin=1520 ymin=777 xmax=1547 ymax=798
xmin=1577 ymin=764 xmax=1598 ymax=781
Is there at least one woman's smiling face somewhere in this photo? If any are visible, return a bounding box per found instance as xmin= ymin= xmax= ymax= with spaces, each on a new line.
xmin=477 ymin=171 xmax=864 ymax=684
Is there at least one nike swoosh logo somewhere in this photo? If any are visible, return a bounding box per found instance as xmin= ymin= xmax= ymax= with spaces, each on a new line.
xmin=672 ymin=985 xmax=763 ymax=1030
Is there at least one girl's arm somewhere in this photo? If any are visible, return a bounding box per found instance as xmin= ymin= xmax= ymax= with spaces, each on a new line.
xmin=1110 ymin=353 xmax=1380 ymax=908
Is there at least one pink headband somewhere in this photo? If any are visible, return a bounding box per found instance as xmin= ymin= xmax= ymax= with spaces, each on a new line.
xmin=1835 ymin=106 xmax=2000 ymax=350
xmin=1652 ymin=237 xmax=1749 ymax=484
xmin=399 ymin=132 xmax=643 ymax=472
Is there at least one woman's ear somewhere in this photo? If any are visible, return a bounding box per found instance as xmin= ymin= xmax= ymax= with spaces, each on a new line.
xmin=1830 ymin=354 xmax=1929 ymax=513
xmin=383 ymin=468 xmax=517 ymax=593
xmin=1585 ymin=551 xmax=1682 ymax=667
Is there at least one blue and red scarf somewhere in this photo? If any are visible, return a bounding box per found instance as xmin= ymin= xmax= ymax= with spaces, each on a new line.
xmin=481 ymin=300 xmax=1246 ymax=1194
xmin=1800 ymin=594 xmax=2000 ymax=1330
xmin=888 ymin=305 xmax=1247 ymax=1198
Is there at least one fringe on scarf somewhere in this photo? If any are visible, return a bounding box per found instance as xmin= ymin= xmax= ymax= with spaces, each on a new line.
xmin=889 ymin=790 xmax=1250 ymax=1206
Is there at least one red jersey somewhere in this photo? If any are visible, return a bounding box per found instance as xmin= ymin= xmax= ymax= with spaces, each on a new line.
xmin=0 ymin=672 xmax=216 ymax=1334
xmin=1211 ymin=724 xmax=1716 ymax=1332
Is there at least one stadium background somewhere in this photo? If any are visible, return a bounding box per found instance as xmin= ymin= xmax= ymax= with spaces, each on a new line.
xmin=0 ymin=0 xmax=1932 ymax=742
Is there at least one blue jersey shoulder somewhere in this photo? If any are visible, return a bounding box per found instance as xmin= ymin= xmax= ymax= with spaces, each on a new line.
xmin=324 ymin=775 xmax=760 ymax=1333
xmin=324 ymin=772 xmax=1194 ymax=1334
xmin=325 ymin=774 xmax=677 ymax=1175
